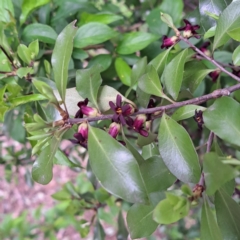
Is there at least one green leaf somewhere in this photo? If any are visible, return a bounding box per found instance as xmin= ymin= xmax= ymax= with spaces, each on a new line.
xmin=204 ymin=26 xmax=216 ymax=39
xmin=138 ymin=65 xmax=164 ymax=97
xmin=28 ymin=40 xmax=39 ymax=59
xmin=131 ymin=57 xmax=147 ymax=86
xmin=74 ymin=22 xmax=116 ymax=48
xmin=199 ymin=0 xmax=230 ymax=33
xmin=93 ymin=221 xmax=105 ymax=240
xmin=137 ymin=132 xmax=157 ymax=148
xmin=148 ymin=48 xmax=171 ymax=75
xmin=16 ymin=67 xmax=34 ymax=78
xmin=140 ymin=156 xmax=176 ymax=195
xmin=203 ymin=97 xmax=240 ymax=147
xmin=20 ymin=0 xmax=50 ymax=25
xmin=54 ymin=150 xmax=78 ymax=168
xmin=203 ymin=152 xmax=237 ymax=196
xmin=98 ymin=85 xmax=136 ymax=112
xmin=215 ymin=189 xmax=240 ymax=240
xmin=9 ymin=94 xmax=46 ymax=108
xmin=160 ymin=0 xmax=183 ymax=24
xmin=115 ymin=57 xmax=131 ymax=86
xmin=213 ymin=1 xmax=240 ymax=50
xmin=153 ymin=193 xmax=190 ymax=224
xmin=116 ymin=32 xmax=158 ymax=55
xmin=117 ymin=211 xmax=128 ymax=240
xmin=0 ymin=0 xmax=14 ymax=23
xmin=17 ymin=44 xmax=31 ymax=65
xmin=172 ymin=105 xmax=206 ymax=121
xmin=76 ymin=65 xmax=102 ymax=109
xmin=160 ymin=12 xmax=175 ymax=29
xmin=201 ymin=198 xmax=223 ymax=240
xmin=136 ymin=86 xmax=151 ymax=108
xmin=88 ymin=54 xmax=112 ymax=72
xmin=158 ymin=113 xmax=201 ymax=183
xmin=88 ymin=126 xmax=149 ymax=204
xmin=127 ymin=204 xmax=158 ymax=239
xmin=22 ymin=23 xmax=57 ymax=44
xmin=79 ymin=12 xmax=123 ymax=25
xmin=232 ymin=45 xmax=240 ymax=66
xmin=142 ymin=143 xmax=159 ymax=160
xmin=0 ymin=105 xmax=8 ymax=122
xmin=51 ymin=20 xmax=77 ymax=102
xmin=162 ymin=48 xmax=188 ymax=100
xmin=32 ymin=137 xmax=59 ymax=184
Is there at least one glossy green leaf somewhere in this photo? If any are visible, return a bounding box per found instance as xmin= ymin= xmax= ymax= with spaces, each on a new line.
xmin=93 ymin=221 xmax=105 ymax=240
xmin=158 ymin=113 xmax=201 ymax=183
xmin=32 ymin=137 xmax=59 ymax=184
xmin=74 ymin=22 xmax=116 ymax=48
xmin=204 ymin=26 xmax=216 ymax=39
xmin=20 ymin=0 xmax=50 ymax=25
xmin=79 ymin=12 xmax=123 ymax=25
xmin=17 ymin=44 xmax=31 ymax=65
xmin=172 ymin=105 xmax=206 ymax=121
xmin=127 ymin=204 xmax=158 ymax=239
xmin=54 ymin=150 xmax=79 ymax=168
xmin=215 ymin=189 xmax=240 ymax=240
xmin=51 ymin=21 xmax=77 ymax=102
xmin=0 ymin=0 xmax=14 ymax=23
xmin=117 ymin=211 xmax=128 ymax=240
xmin=131 ymin=57 xmax=147 ymax=86
xmin=146 ymin=8 xmax=168 ymax=36
xmin=87 ymin=54 xmax=112 ymax=72
xmin=137 ymin=132 xmax=157 ymax=148
xmin=162 ymin=48 xmax=188 ymax=100
xmin=28 ymin=40 xmax=39 ymax=59
xmin=0 ymin=105 xmax=8 ymax=122
xmin=116 ymin=32 xmax=158 ymax=55
xmin=199 ymin=0 xmax=230 ymax=33
xmin=213 ymin=1 xmax=240 ymax=50
xmin=16 ymin=67 xmax=34 ymax=78
xmin=232 ymin=45 xmax=240 ymax=66
xmin=136 ymin=86 xmax=151 ymax=108
xmin=201 ymin=198 xmax=223 ymax=240
xmin=22 ymin=23 xmax=57 ymax=44
xmin=160 ymin=0 xmax=183 ymax=24
xmin=138 ymin=65 xmax=163 ymax=97
xmin=203 ymin=152 xmax=237 ymax=195
xmin=153 ymin=193 xmax=190 ymax=224
xmin=160 ymin=12 xmax=175 ymax=29
xmin=148 ymin=48 xmax=171 ymax=75
xmin=142 ymin=143 xmax=159 ymax=160
xmin=33 ymin=79 xmax=59 ymax=105
xmin=140 ymin=156 xmax=176 ymax=194
xmin=76 ymin=65 xmax=102 ymax=109
xmin=88 ymin=126 xmax=149 ymax=204
xmin=115 ymin=57 xmax=131 ymax=86
xmin=98 ymin=85 xmax=136 ymax=112
xmin=9 ymin=94 xmax=46 ymax=108
xmin=204 ymin=97 xmax=240 ymax=147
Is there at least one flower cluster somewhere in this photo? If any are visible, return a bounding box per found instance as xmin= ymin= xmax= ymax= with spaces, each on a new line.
xmin=161 ymin=19 xmax=200 ymax=49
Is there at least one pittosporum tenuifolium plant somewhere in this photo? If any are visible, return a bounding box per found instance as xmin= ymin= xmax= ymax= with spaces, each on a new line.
xmin=1 ymin=0 xmax=240 ymax=239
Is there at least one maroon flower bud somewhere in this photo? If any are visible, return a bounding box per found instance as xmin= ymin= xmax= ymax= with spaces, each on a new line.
xmin=81 ymin=105 xmax=98 ymax=117
xmin=78 ymin=122 xmax=88 ymax=139
xmin=199 ymin=42 xmax=211 ymax=57
xmin=133 ymin=114 xmax=147 ymax=130
xmin=178 ymin=19 xmax=200 ymax=39
xmin=161 ymin=35 xmax=179 ymax=49
xmin=108 ymin=122 xmax=121 ymax=138
xmin=209 ymin=69 xmax=221 ymax=82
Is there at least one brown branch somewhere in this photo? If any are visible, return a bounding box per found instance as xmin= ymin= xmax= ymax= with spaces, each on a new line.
xmin=179 ymin=36 xmax=240 ymax=83
xmin=68 ymin=83 xmax=240 ymax=125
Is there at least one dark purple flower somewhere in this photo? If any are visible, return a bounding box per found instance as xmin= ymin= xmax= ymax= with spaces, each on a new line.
xmin=146 ymin=99 xmax=155 ymax=121
xmin=209 ymin=69 xmax=221 ymax=82
xmin=232 ymin=68 xmax=240 ymax=78
xmin=108 ymin=122 xmax=121 ymax=138
xmin=127 ymin=114 xmax=149 ymax=137
xmin=199 ymin=42 xmax=211 ymax=57
xmin=194 ymin=110 xmax=204 ymax=130
xmin=178 ymin=19 xmax=200 ymax=39
xmin=75 ymin=98 xmax=88 ymax=118
xmin=69 ymin=122 xmax=88 ymax=148
xmin=109 ymin=95 xmax=134 ymax=125
xmin=161 ymin=35 xmax=179 ymax=49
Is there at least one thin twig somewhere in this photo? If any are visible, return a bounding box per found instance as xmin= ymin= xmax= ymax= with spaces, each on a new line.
xmin=179 ymin=36 xmax=240 ymax=83
xmin=68 ymin=84 xmax=240 ymax=125
xmin=206 ymin=131 xmax=214 ymax=153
